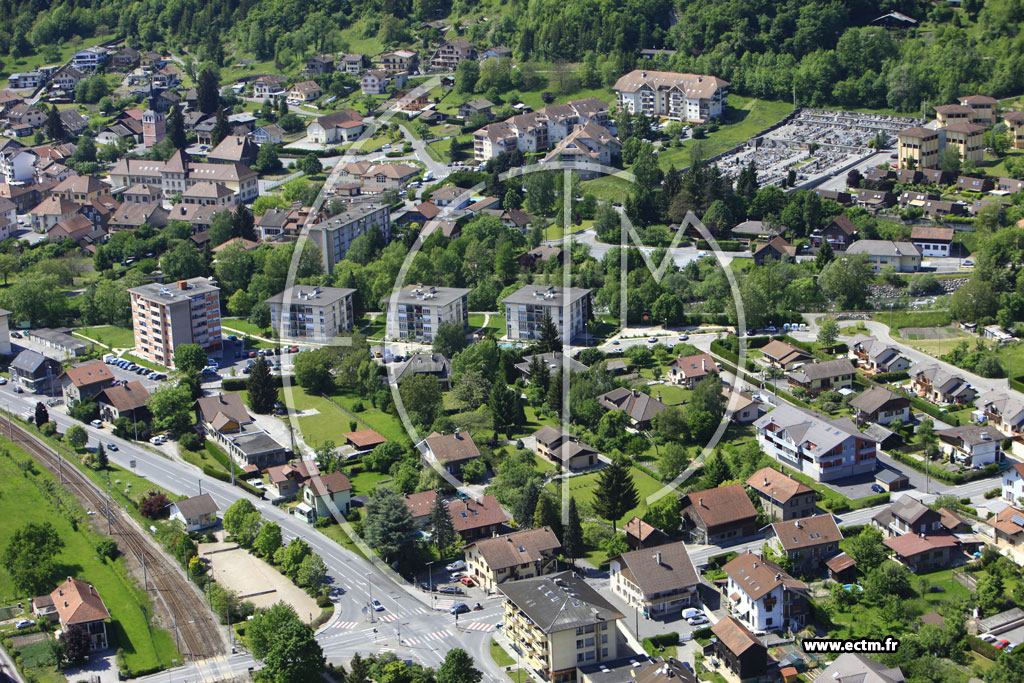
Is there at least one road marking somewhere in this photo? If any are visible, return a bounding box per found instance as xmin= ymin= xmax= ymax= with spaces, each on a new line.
xmin=465 ymin=621 xmax=495 ymax=632
xmin=426 ymin=630 xmax=449 ymax=640
xmin=379 ymin=613 xmax=398 ymax=622
xmin=434 ymin=599 xmax=454 ymax=610
xmin=334 ymin=621 xmax=357 ymax=629
xmin=405 ymin=637 xmax=421 ymax=645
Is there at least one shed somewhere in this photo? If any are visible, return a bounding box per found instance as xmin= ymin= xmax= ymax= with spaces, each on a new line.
xmin=875 ymin=468 xmax=909 ymax=491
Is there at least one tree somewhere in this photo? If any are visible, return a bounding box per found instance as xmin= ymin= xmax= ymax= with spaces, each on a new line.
xmin=437 ymin=649 xmax=483 ymax=683
xmin=817 ymin=319 xmax=840 ymax=346
xmin=296 ymin=553 xmax=327 ymax=590
xmin=161 ymin=241 xmax=207 ymax=281
xmin=95 ymin=443 xmax=108 ymax=469
xmin=211 ymin=106 xmax=230 ymax=147
xmin=977 ymin=572 xmax=1005 ymax=617
xmin=433 ymin=319 xmax=468 ymax=358
xmin=938 ymin=146 xmax=961 ymax=175
xmin=34 ymin=401 xmax=49 ymax=427
xmin=845 ymin=526 xmax=888 ymax=572
xmin=46 ymin=105 xmax=66 ymax=141
xmin=514 ymin=481 xmax=541 ymax=528
xmin=253 ymin=522 xmax=283 ymax=559
xmin=455 ymin=59 xmax=479 ymax=93
xmin=819 ymin=255 xmax=873 ymax=309
xmin=66 ymin=424 xmax=88 ymax=450
xmin=294 ymin=348 xmax=335 ymax=395
xmin=232 ymin=203 xmax=257 ymax=242
xmin=254 ymin=143 xmax=283 ymax=174
xmin=247 ymin=356 xmax=279 ymax=414
xmin=60 ymin=623 xmax=92 ymax=664
xmin=175 ymin=344 xmax=208 ymax=376
xmin=643 ymin=496 xmax=682 ymax=535
xmin=2 ymin=522 xmax=64 ymax=595
xmin=563 ymin=497 xmax=584 ymax=564
xmin=536 ymin=312 xmax=560 ymax=353
xmin=141 ymin=492 xmax=170 ymax=519
xmin=299 ymin=153 xmax=323 ymax=176
xmin=250 ymin=301 xmax=272 ymax=331
xmin=399 ymin=374 xmax=444 ymax=429
xmin=224 ymin=499 xmax=258 ymax=536
xmin=167 ymin=105 xmax=187 ymax=149
xmin=197 ymin=67 xmax=221 ymax=114
xmin=0 ymin=252 xmax=18 ymax=285
xmin=657 ymin=442 xmax=688 ymax=481
xmin=489 ymin=380 xmax=518 ymax=436
xmin=147 ymin=382 xmax=194 ymax=435
xmin=363 ymin=487 xmax=419 ymax=561
xmin=430 ymin=492 xmax=457 ymax=551
xmin=592 ymin=458 xmax=638 ymax=531
xmin=917 ymin=418 xmax=939 ymax=460
xmin=950 ymin=276 xmax=998 ymax=322
xmin=247 ymin=602 xmax=325 ymax=683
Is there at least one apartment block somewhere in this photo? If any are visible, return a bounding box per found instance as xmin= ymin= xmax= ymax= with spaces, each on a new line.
xmin=957 ymin=94 xmax=998 ymax=125
xmin=109 ymin=150 xmax=258 ymax=201
xmin=129 ymin=278 xmax=222 ymax=368
xmin=502 ymin=285 xmax=591 ymax=342
xmin=1004 ymin=111 xmax=1024 ymax=150
xmin=474 ymin=98 xmax=610 ymax=161
xmin=380 ymin=284 xmax=471 ymax=342
xmin=266 ymin=286 xmax=356 ymax=343
xmin=613 ymin=69 xmax=729 ymax=123
xmin=754 ymin=403 xmax=878 ymax=483
xmin=499 ymin=572 xmax=623 ymax=683
xmin=941 ymin=122 xmax=985 ymax=164
xmin=307 ymin=203 xmax=390 ymax=273
xmin=897 ymin=126 xmax=940 ymax=169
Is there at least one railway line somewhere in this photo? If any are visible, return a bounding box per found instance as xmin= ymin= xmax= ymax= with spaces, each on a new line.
xmin=5 ymin=415 xmax=226 ymax=660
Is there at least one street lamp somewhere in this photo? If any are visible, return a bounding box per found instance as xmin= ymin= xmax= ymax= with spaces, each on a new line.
xmin=427 ymin=560 xmax=438 ymax=602
xmin=367 ymin=572 xmax=375 ymax=623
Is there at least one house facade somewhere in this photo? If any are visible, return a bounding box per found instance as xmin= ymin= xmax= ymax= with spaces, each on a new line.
xmin=380 ymin=284 xmax=470 ymax=342
xmin=745 ymin=467 xmax=816 ymax=521
xmin=681 ymin=484 xmax=759 ymax=545
xmin=722 ymin=552 xmax=808 ymax=632
xmin=786 ymin=359 xmax=856 ymax=395
xmin=609 ymin=542 xmax=700 ymax=618
xmin=266 ymin=286 xmax=356 ymax=343
xmin=169 ymin=493 xmax=219 ymax=531
xmin=464 ymin=527 xmax=561 ymax=592
xmin=613 ymin=70 xmax=729 ymax=123
xmin=502 ymin=285 xmax=591 ymax=342
xmin=765 ymin=515 xmax=842 ymax=572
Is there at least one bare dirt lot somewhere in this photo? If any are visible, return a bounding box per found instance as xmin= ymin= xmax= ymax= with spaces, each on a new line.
xmin=198 ymin=541 xmax=319 ymax=623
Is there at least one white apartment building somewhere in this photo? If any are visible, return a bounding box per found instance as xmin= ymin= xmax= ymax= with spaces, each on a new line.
xmin=474 ymin=98 xmax=610 ymax=161
xmin=613 ymin=70 xmax=729 ymax=123
xmin=380 ymin=285 xmax=471 ymax=342
xmin=754 ymin=403 xmax=878 ymax=483
xmin=72 ymin=47 xmax=108 ymax=71
xmin=542 ymin=122 xmax=622 ymax=178
xmin=266 ymin=286 xmax=356 ymax=343
xmin=129 ymin=278 xmax=222 ymax=368
xmin=723 ymin=552 xmax=808 ymax=633
xmin=502 ymin=285 xmax=591 ymax=342
xmin=1003 ymin=463 xmax=1024 ymax=506
xmin=109 ymin=151 xmax=258 ymax=201
xmin=306 ymin=203 xmax=390 ymax=273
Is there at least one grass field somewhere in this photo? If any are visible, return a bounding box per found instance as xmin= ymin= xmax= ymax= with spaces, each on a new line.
xmin=0 ymin=441 xmax=177 ymax=674
xmin=344 ymin=469 xmax=393 ymax=497
xmin=547 ymin=466 xmax=664 ymax=527
xmin=275 ymin=384 xmax=411 ymax=448
xmin=73 ymin=325 xmax=137 ymax=349
xmin=221 ymin=318 xmax=271 ymax=338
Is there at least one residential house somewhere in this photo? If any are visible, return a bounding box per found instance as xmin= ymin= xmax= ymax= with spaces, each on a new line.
xmin=474 ymin=98 xmax=610 ymax=161
xmin=754 ymin=402 xmax=878 ymax=482
xmin=479 ymin=46 xmax=513 ymax=60
xmin=96 ymin=381 xmax=150 ymax=423
xmin=464 ymin=527 xmax=561 ymax=592
xmin=72 ymin=47 xmax=108 ymax=71
xmin=431 ymin=185 xmax=470 ymax=208
xmin=764 ymin=515 xmax=842 ymax=572
xmin=48 ymin=214 xmax=107 ymax=249
xmin=51 ymin=67 xmax=85 ymax=92
xmin=666 ymin=353 xmax=719 ymax=388
xmin=957 ymin=94 xmax=998 ymax=125
xmin=304 ymin=55 xmax=335 ymax=75
xmin=911 ymin=226 xmax=955 ymax=258
xmin=195 ymin=392 xmax=287 ymax=469
xmin=809 ymin=215 xmax=856 ymax=252
xmin=169 ymin=494 xmax=219 ymax=532
xmin=59 ymin=360 xmax=114 ymax=406
xmin=388 ymin=353 xmax=451 ymax=389
xmin=108 ymin=202 xmax=169 ymax=231
xmin=423 ymin=429 xmax=481 ymax=477
xmin=991 ymin=506 xmax=1024 ymax=557
xmin=745 ymin=467 xmax=816 ymax=521
xmin=404 ymin=490 xmax=438 ymax=528
xmin=956 ymin=175 xmax=993 ymax=193
xmin=7 ymin=72 xmax=44 ymax=89
xmin=250 ymin=124 xmax=284 ymax=145
xmin=47 ymin=578 xmax=110 ymax=651
xmin=623 ymin=517 xmax=669 ymax=550
xmin=514 ymin=352 xmax=589 ymax=381
xmin=343 ymin=429 xmax=388 ymax=452
xmin=287 ymin=80 xmax=322 ymax=105
xmin=207 ymin=135 xmax=259 ymax=166
xmin=267 ymin=459 xmax=320 ymax=500
xmin=596 ymin=387 xmax=668 ymax=430
xmin=111 ymin=47 xmax=139 ymax=68
xmin=339 ymin=54 xmax=365 ymax=74
xmin=532 ymin=425 xmax=600 ymax=471
xmin=848 ymin=335 xmax=911 ymax=374
xmin=897 ymin=126 xmax=941 ymax=169
xmin=361 ymin=69 xmax=391 ymax=95
xmin=299 ymin=472 xmax=353 ymax=521
xmin=459 ymin=98 xmax=495 ymax=120
xmin=610 ymin=542 xmax=700 ymax=618
xmin=680 ymin=483 xmax=759 ymax=545
xmin=181 ymin=182 xmax=236 ymax=208
xmin=613 ymin=69 xmax=729 ymax=123
xmin=502 ymin=285 xmax=592 ymax=342
xmin=997 ymin=177 xmax=1024 ymax=193
xmin=252 ymin=75 xmax=287 ymax=100
xmin=541 ymin=123 xmax=621 ymax=179
xmin=723 ymin=552 xmax=808 ymax=632
xmin=1003 ymin=463 xmax=1024 ymax=506
xmin=336 ymin=161 xmax=419 ymax=191
xmin=447 ymin=495 xmax=508 ymax=541
xmin=849 ymin=386 xmax=911 ymax=426
xmin=498 ymin=571 xmax=622 ymax=682
xmin=786 ymin=358 xmax=856 ymax=395
xmin=909 ymin=364 xmax=976 ymax=405
xmin=760 ymin=340 xmax=814 ymax=371
xmin=814 ymin=654 xmax=906 ymax=683
xmin=726 ymin=389 xmax=760 ymax=424
xmin=430 ymin=40 xmax=476 ymax=71
xmin=381 ymin=50 xmax=417 ymax=73
xmin=518 ymin=245 xmax=565 ymax=269
xmin=872 ymin=496 xmax=960 ymax=572
xmin=732 ymin=220 xmax=782 ymax=243
xmin=936 ymin=424 xmax=1002 ymax=467
xmin=1006 ymin=111 xmax=1024 ymax=150
xmin=975 ymin=392 xmax=1024 ymax=436
xmin=846 ymin=240 xmax=921 ymax=272
xmin=752 ymin=237 xmax=797 ymax=265
xmin=380 ymin=284 xmax=470 ymax=342
xmin=942 ymin=122 xmax=985 ymax=164
xmin=28 ymin=196 xmax=79 ymax=232
xmin=9 ymin=350 xmax=62 ymax=393
xmin=709 ymin=617 xmax=769 ymax=681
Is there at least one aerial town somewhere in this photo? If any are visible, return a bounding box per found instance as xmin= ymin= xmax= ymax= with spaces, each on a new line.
xmin=1 ymin=2 xmax=1024 ymax=683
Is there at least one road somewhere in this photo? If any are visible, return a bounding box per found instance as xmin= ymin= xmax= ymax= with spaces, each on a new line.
xmin=556 ymin=228 xmax=748 ymax=267
xmin=811 ymin=151 xmax=892 ymax=193
xmin=0 ymin=382 xmax=508 ymax=681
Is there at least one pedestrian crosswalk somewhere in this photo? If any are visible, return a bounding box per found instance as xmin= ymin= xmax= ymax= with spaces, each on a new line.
xmin=379 ymin=613 xmax=399 ymax=622
xmin=334 ymin=621 xmax=357 ymax=630
xmin=404 ymin=630 xmax=450 ymax=645
xmin=465 ymin=621 xmax=495 ymax=632
xmin=434 ymin=599 xmax=455 ymax=610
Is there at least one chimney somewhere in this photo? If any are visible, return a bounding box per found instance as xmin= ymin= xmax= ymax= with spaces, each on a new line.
xmin=702 ymin=359 xmax=706 ymax=372
xmin=795 ymin=520 xmax=802 ymax=529
xmin=655 ymin=551 xmax=662 ymax=565
xmin=177 ymin=280 xmax=188 ymax=290
xmin=774 ymin=573 xmax=781 ymax=581
xmin=753 ymin=562 xmax=758 ymax=569
xmin=699 ymin=497 xmax=704 ymax=507
xmin=763 ymin=476 xmax=768 ymax=486
xmin=455 ymin=427 xmax=461 ymax=439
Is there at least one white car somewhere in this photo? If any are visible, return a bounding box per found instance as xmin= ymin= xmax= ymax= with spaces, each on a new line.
xmin=678 ymin=334 xmax=689 ymax=341
xmin=150 ymin=435 xmax=167 ymax=445
xmin=687 ymin=615 xmax=709 ymax=626
xmin=15 ymin=619 xmax=34 ymax=629
xmin=371 ymin=600 xmax=384 ymax=612
xmin=445 ymin=560 xmax=466 ymax=572
xmin=90 ymin=419 xmax=103 ymax=428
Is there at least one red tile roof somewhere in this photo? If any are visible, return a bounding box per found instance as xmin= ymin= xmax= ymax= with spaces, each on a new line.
xmin=50 ymin=577 xmax=110 ymax=625
xmin=447 ymin=495 xmax=508 ymax=532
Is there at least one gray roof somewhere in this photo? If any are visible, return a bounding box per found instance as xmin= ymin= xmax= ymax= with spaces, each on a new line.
xmin=875 ymin=468 xmax=908 ymax=484
xmin=848 ymin=386 xmax=906 ymax=415
xmin=501 ymin=285 xmax=591 ymax=307
xmin=814 ymin=653 xmax=905 ymax=683
xmin=885 ymin=495 xmax=937 ymax=526
xmin=266 ymin=286 xmax=355 ymax=307
xmin=846 ymin=240 xmax=921 ymax=258
xmin=389 ymin=353 xmax=450 ymax=383
xmin=787 ymin=358 xmax=855 ymax=384
xmin=28 ymin=328 xmax=88 ymax=350
xmin=514 ymin=352 xmax=589 ymax=376
xmin=978 ymin=607 xmax=1024 ymax=634
xmin=911 ymin=363 xmax=975 ymax=398
xmin=380 ymin=284 xmax=472 ymax=308
xmin=937 ymin=424 xmax=1001 ymax=447
xmin=310 ymin=202 xmax=388 ymax=232
xmin=231 ymin=431 xmax=286 ymax=456
xmin=129 ymin=277 xmax=219 ymax=301
xmin=10 ymin=349 xmax=56 ymax=373
xmin=612 ymin=542 xmax=699 ymax=596
xmin=171 ymin=493 xmax=219 ymax=518
xmin=497 ymin=571 xmax=623 ymax=634
xmin=731 ymin=220 xmax=781 ymax=237
xmin=754 ymin=402 xmax=866 ymax=457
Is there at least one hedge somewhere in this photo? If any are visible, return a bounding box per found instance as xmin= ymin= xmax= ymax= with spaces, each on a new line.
xmin=222 ymin=375 xmax=295 ymax=391
xmin=310 ymin=605 xmax=335 ymax=630
xmin=967 ymin=635 xmax=1000 ymax=661
xmin=205 ymin=441 xmax=233 ymax=471
xmin=884 ymin=450 xmax=997 ymax=485
xmin=1011 ymin=376 xmax=1024 ymax=394
xmin=709 ymin=340 xmax=758 ymax=373
xmin=692 ymin=627 xmax=713 ymax=640
xmin=696 ymin=239 xmax=745 ymax=252
xmin=643 ymin=633 xmax=680 ymax=654
xmin=203 ymin=465 xmax=230 ymax=482
xmin=872 ymin=371 xmax=910 ymax=384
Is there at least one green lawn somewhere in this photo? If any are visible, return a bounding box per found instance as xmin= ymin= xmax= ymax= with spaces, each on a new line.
xmin=0 ymin=439 xmax=178 ymax=674
xmin=73 ymin=325 xmax=136 ymax=349
xmin=221 ymin=318 xmax=271 ymax=338
xmin=344 ymin=468 xmax=393 ymax=497
xmin=547 ymin=466 xmax=664 ymax=526
xmin=468 ymin=313 xmax=505 ymax=337
xmin=319 ymin=523 xmax=373 ymax=563
xmin=181 ymin=440 xmax=231 ymax=476
xmin=657 ymin=97 xmax=795 ymax=170
xmin=274 ymin=385 xmax=411 ymax=448
xmin=121 ymin=352 xmax=164 ymax=373
xmin=649 ymin=383 xmax=692 ymax=406
xmin=581 ymin=174 xmax=633 ymax=204
xmin=427 ymin=133 xmax=475 ymax=164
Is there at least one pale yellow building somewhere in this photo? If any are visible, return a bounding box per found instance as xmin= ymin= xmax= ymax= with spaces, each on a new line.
xmin=1005 ymin=111 xmax=1024 ymax=150
xmin=958 ymin=94 xmax=998 ymax=125
xmin=464 ymin=527 xmax=561 ymax=592
xmin=897 ymin=126 xmax=940 ymax=169
xmin=933 ymin=104 xmax=973 ymax=127
xmin=942 ymin=122 xmax=985 ymax=164
xmin=499 ymin=572 xmax=623 ymax=683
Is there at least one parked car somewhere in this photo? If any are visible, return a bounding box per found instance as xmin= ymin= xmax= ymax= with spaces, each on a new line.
xmin=437 ymin=586 xmax=463 ymax=595
xmin=13 ymin=385 xmax=23 ymax=393
xmin=687 ymin=615 xmax=709 ymax=626
xmin=459 ymin=576 xmax=475 ymax=588
xmin=10 ymin=331 xmax=20 ymax=339
xmin=678 ymin=334 xmax=689 ymax=341
xmin=15 ymin=619 xmax=34 ymax=629
xmin=648 ymin=337 xmax=658 ymax=343
xmin=445 ymin=560 xmax=466 ymax=572
xmin=150 ymin=435 xmax=167 ymax=445
xmin=871 ymin=484 xmax=885 ymax=494
xmin=449 ymin=571 xmax=465 ymax=580
xmin=90 ymin=419 xmax=103 ymax=428
xmin=0 ymin=378 xmax=6 ymax=385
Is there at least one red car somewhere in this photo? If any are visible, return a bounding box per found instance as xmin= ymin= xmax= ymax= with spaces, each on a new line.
xmin=996 ymin=640 xmax=1010 ymax=650
xmin=459 ymin=576 xmax=475 ymax=587
xmin=290 ymin=346 xmax=299 ymax=353
xmin=248 ymin=351 xmax=257 ymax=358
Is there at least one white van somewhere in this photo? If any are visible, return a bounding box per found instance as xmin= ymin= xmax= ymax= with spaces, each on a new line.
xmin=681 ymin=607 xmax=702 ymax=620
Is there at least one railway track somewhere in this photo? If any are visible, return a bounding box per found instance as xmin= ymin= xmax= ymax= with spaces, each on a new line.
xmin=6 ymin=416 xmax=226 ymax=659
